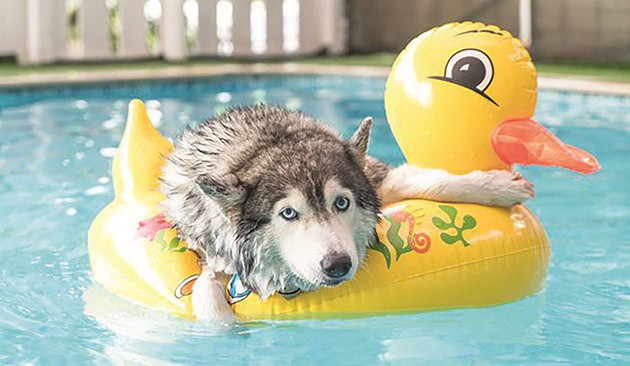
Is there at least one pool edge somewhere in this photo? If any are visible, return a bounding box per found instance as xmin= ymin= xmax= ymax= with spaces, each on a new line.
xmin=0 ymin=63 xmax=628 ymax=96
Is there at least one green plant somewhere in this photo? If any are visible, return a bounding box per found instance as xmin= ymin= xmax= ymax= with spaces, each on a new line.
xmin=155 ymin=230 xmax=188 ymax=252
xmin=107 ymin=1 xmax=121 ymax=54
xmin=369 ymin=240 xmax=392 ymax=268
xmin=370 ymin=215 xmax=413 ymax=269
xmin=432 ymin=205 xmax=477 ymax=247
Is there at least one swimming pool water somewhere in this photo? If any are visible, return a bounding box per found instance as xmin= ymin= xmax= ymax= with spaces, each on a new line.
xmin=0 ymin=75 xmax=628 ymax=364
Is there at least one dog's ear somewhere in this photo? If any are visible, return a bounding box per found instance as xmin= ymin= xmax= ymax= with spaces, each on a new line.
xmin=195 ymin=173 xmax=245 ymax=201
xmin=348 ymin=117 xmax=372 ymax=165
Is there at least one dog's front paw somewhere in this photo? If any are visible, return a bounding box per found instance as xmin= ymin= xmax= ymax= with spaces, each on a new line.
xmin=192 ymin=271 xmax=238 ymax=326
xmin=467 ymin=170 xmax=535 ymax=207
xmin=193 ymin=297 xmax=238 ymax=324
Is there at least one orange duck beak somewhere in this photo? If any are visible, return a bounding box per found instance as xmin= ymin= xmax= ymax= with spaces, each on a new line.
xmin=492 ymin=119 xmax=601 ymax=174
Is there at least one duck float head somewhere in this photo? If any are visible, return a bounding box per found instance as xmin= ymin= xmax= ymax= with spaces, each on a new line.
xmin=385 ymin=22 xmax=600 ymax=175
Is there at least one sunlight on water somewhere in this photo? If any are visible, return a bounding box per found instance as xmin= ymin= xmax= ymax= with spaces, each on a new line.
xmin=0 ymin=76 xmax=628 ymax=364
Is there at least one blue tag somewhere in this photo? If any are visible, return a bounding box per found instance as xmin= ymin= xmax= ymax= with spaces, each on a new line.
xmin=227 ymin=273 xmax=252 ymax=304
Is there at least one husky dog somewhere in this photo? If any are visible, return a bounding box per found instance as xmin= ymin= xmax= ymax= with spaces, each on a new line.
xmin=160 ymin=105 xmax=533 ymax=322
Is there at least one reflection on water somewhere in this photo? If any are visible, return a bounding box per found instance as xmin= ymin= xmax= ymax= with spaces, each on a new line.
xmin=0 ymin=76 xmax=628 ymax=364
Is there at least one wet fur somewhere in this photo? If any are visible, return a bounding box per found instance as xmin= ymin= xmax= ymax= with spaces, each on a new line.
xmin=160 ymin=106 xmax=380 ymax=299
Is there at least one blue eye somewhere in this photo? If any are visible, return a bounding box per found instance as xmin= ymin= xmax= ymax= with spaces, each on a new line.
xmin=280 ymin=207 xmax=299 ymax=221
xmin=334 ymin=197 xmax=350 ymax=212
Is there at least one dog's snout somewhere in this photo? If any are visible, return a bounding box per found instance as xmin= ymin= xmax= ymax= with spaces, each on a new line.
xmin=320 ymin=253 xmax=352 ymax=278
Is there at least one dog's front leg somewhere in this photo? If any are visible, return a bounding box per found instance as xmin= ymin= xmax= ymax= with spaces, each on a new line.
xmin=378 ymin=164 xmax=534 ymax=207
xmin=192 ymin=268 xmax=237 ymax=324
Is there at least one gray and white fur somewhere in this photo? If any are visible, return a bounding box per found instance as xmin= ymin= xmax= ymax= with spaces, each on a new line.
xmin=160 ymin=105 xmax=533 ymax=322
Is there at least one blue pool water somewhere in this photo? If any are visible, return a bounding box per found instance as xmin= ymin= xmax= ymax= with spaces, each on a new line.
xmin=0 ymin=75 xmax=628 ymax=364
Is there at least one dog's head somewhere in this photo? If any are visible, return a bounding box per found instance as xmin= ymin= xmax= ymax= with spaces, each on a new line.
xmin=196 ymin=117 xmax=380 ymax=297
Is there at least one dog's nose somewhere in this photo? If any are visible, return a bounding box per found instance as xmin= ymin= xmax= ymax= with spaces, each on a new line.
xmin=320 ymin=253 xmax=352 ymax=279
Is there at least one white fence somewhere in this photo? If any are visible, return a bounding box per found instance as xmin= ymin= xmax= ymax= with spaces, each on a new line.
xmin=0 ymin=0 xmax=346 ymax=65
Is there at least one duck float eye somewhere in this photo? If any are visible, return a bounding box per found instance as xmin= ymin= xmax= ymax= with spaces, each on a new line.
xmin=445 ymin=49 xmax=494 ymax=93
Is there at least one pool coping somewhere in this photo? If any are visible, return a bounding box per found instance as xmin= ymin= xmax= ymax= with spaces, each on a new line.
xmin=0 ymin=63 xmax=628 ymax=96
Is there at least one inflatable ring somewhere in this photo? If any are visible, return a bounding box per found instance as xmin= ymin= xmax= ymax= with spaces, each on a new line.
xmin=88 ymin=22 xmax=599 ymax=320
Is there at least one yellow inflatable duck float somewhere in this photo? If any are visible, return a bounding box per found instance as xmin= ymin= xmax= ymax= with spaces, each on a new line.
xmin=89 ymin=22 xmax=599 ymax=320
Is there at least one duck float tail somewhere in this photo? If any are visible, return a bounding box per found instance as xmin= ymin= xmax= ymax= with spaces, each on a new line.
xmin=111 ymin=99 xmax=173 ymax=198
xmin=88 ymin=100 xmax=200 ymax=318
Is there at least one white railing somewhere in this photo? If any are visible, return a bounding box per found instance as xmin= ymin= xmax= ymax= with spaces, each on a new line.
xmin=0 ymin=0 xmax=346 ymax=65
